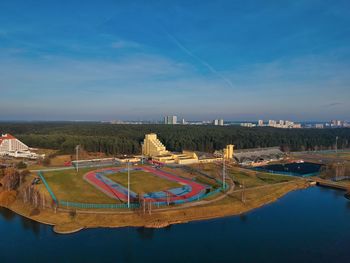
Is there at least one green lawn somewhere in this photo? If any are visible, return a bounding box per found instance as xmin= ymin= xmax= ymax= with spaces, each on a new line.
xmin=41 ymin=167 xmax=117 ymax=203
xmin=229 ymin=169 xmax=296 ymax=188
xmin=107 ymin=170 xmax=182 ymax=194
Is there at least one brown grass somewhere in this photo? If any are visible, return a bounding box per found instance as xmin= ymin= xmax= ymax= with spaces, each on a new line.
xmin=1 ymin=179 xmax=308 ymax=234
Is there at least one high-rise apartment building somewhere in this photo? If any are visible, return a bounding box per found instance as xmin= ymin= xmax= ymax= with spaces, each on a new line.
xmin=213 ymin=119 xmax=224 ymax=126
xmin=164 ymin=115 xmax=177 ymax=124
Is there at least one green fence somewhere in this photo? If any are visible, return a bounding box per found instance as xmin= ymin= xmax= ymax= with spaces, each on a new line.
xmin=37 ymin=171 xmax=58 ymax=204
xmin=58 ymin=184 xmax=227 ymax=210
xmin=59 ymin=201 xmax=140 ymax=209
xmin=251 ymin=168 xmax=320 ymax=177
xmin=39 ymin=169 xmax=228 ymax=210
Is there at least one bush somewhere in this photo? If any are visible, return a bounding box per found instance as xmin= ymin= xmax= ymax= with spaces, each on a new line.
xmin=20 ymin=169 xmax=30 ymax=177
xmin=69 ymin=210 xmax=77 ymax=219
xmin=42 ymin=157 xmax=51 ymax=166
xmin=16 ymin=161 xmax=27 ymax=169
xmin=0 ymin=190 xmax=17 ymax=206
xmin=29 ymin=208 xmax=40 ymax=216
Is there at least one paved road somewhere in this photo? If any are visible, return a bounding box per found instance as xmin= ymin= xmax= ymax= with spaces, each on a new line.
xmin=30 ymin=163 xmax=120 ymax=173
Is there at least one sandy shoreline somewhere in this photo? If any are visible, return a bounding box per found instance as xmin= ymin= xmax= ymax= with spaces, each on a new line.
xmin=0 ymin=180 xmax=309 ymax=234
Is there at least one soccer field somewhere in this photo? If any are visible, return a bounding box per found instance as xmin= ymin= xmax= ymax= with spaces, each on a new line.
xmin=107 ymin=170 xmax=182 ymax=194
xmin=41 ymin=167 xmax=117 ymax=203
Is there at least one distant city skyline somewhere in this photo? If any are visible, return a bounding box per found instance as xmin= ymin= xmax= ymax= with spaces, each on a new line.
xmin=0 ymin=1 xmax=349 ymax=121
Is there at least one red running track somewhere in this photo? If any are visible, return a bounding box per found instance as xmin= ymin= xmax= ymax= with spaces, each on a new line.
xmin=84 ymin=166 xmax=207 ymax=202
xmin=85 ymin=167 xmax=129 ymax=201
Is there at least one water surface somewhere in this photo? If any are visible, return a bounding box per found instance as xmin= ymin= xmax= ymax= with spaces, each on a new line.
xmin=1 ymin=187 xmax=349 ymax=263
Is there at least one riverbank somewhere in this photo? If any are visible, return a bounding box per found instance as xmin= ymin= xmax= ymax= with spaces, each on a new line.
xmin=0 ymin=179 xmax=309 ymax=234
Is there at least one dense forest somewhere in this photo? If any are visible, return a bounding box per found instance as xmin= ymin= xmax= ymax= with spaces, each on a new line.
xmin=0 ymin=122 xmax=349 ymax=155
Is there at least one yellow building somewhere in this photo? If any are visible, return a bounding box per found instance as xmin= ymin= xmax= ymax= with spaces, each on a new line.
xmin=223 ymin=144 xmax=234 ymax=159
xmin=142 ymin=133 xmax=198 ymax=164
xmin=142 ymin=133 xmax=233 ymax=165
xmin=142 ymin=133 xmax=170 ymax=157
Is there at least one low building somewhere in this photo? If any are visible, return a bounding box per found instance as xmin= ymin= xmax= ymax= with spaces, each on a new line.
xmin=234 ymin=147 xmax=285 ymax=165
xmin=241 ymin=122 xmax=256 ymax=127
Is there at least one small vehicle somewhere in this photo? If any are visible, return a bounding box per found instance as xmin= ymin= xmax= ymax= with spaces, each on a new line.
xmin=31 ymin=177 xmax=41 ymax=185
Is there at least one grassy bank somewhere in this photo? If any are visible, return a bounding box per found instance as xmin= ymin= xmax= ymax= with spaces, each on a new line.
xmin=1 ymin=179 xmax=308 ymax=234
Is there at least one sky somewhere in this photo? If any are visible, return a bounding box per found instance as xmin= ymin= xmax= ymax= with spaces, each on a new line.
xmin=0 ymin=0 xmax=349 ymax=121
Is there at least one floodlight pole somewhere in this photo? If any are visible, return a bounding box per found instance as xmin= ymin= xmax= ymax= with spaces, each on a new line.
xmin=127 ymin=160 xmax=130 ymax=208
xmin=76 ymin=145 xmax=80 ymax=174
xmin=141 ymin=143 xmax=144 ymax=165
xmin=335 ymin=136 xmax=339 ymax=154
xmin=222 ymin=154 xmax=226 ymax=191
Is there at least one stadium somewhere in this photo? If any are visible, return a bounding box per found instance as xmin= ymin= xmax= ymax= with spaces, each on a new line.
xmin=84 ymin=166 xmax=209 ymax=205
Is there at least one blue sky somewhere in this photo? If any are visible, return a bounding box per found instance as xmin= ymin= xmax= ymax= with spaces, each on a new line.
xmin=0 ymin=0 xmax=349 ymax=121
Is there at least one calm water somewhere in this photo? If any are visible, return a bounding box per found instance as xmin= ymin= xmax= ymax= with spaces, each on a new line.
xmin=1 ymin=187 xmax=350 ymax=263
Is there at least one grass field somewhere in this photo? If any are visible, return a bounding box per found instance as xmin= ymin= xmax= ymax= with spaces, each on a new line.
xmin=41 ymin=167 xmax=117 ymax=203
xmin=230 ymin=169 xmax=296 ymax=188
xmin=291 ymin=150 xmax=350 ymax=162
xmin=190 ymin=163 xmax=296 ymax=189
xmin=107 ymin=170 xmax=182 ymax=194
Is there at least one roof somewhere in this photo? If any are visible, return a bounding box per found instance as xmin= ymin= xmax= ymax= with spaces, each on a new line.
xmin=0 ymin=134 xmax=16 ymax=144
xmin=195 ymin=151 xmax=217 ymax=159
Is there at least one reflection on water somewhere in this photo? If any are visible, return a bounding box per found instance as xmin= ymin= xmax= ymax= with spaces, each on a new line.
xmin=0 ymin=187 xmax=350 ymax=263
xmin=346 ymin=200 xmax=350 ymax=210
xmin=0 ymin=207 xmax=42 ymax=237
xmin=136 ymin=227 xmax=155 ymax=240
xmin=239 ymin=214 xmax=248 ymax=223
xmin=0 ymin=207 xmax=16 ymax=221
xmin=21 ymin=216 xmax=41 ymax=237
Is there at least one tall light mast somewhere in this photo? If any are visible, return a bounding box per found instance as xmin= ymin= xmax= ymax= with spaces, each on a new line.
xmin=141 ymin=143 xmax=144 ymax=165
xmin=75 ymin=145 xmax=80 ymax=174
xmin=336 ymin=136 xmax=339 ymax=154
xmin=127 ymin=160 xmax=130 ymax=208
xmin=222 ymin=154 xmax=226 ymax=191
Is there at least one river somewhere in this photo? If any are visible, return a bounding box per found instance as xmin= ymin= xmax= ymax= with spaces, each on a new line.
xmin=1 ymin=187 xmax=349 ymax=263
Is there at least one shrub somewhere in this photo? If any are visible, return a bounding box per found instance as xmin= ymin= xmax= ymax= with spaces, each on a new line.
xmin=29 ymin=208 xmax=40 ymax=216
xmin=16 ymin=161 xmax=27 ymax=169
xmin=0 ymin=190 xmax=17 ymax=206
xmin=69 ymin=210 xmax=77 ymax=219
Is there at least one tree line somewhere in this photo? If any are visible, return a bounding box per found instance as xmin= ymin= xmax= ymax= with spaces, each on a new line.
xmin=0 ymin=122 xmax=349 ymax=155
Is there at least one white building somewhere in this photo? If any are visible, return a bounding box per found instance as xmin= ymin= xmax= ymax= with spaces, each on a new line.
xmin=0 ymin=134 xmax=29 ymax=153
xmin=213 ymin=119 xmax=224 ymax=126
xmin=268 ymin=120 xmax=277 ymax=126
xmin=164 ymin=115 xmax=177 ymax=125
xmin=241 ymin=122 xmax=256 ymax=128
xmin=258 ymin=120 xmax=264 ymax=126
xmin=0 ymin=134 xmax=43 ymax=159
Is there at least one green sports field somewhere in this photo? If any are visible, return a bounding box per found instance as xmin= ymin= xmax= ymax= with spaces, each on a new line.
xmin=40 ymin=167 xmax=117 ymax=203
xmin=107 ymin=170 xmax=182 ymax=194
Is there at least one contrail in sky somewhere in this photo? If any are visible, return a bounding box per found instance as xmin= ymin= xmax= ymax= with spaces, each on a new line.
xmin=165 ymin=32 xmax=234 ymax=89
